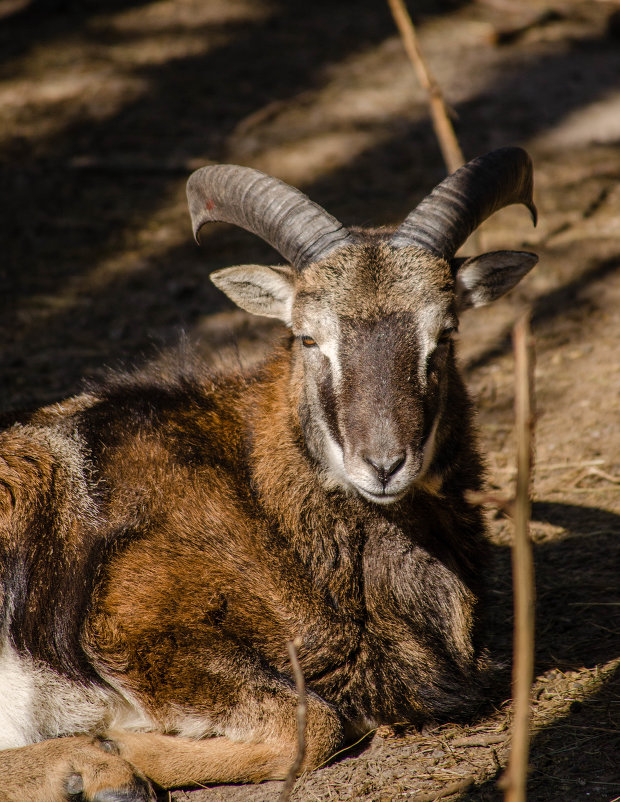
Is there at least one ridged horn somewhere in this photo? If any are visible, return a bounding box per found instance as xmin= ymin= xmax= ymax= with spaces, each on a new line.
xmin=390 ymin=147 xmax=537 ymax=260
xmin=187 ymin=165 xmax=354 ymax=269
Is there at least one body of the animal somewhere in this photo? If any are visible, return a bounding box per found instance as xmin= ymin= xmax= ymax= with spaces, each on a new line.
xmin=0 ymin=147 xmax=537 ymax=801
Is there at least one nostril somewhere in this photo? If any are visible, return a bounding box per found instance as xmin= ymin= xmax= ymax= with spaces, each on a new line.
xmin=364 ymin=452 xmax=407 ymax=485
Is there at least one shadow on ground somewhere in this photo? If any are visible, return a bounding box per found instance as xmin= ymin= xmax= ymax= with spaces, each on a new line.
xmin=2 ymin=2 xmax=620 ymax=410
xmin=463 ymin=501 xmax=620 ymax=802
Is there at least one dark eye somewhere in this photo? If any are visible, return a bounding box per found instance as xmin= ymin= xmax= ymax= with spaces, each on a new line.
xmin=438 ymin=325 xmax=458 ymax=345
xmin=301 ymin=335 xmax=318 ymax=348
xmin=427 ymin=326 xmax=457 ymax=376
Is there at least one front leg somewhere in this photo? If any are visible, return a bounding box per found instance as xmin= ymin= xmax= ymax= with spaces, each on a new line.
xmin=105 ymin=730 xmax=296 ymax=788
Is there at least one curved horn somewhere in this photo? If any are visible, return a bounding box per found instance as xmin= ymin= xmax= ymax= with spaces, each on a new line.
xmin=187 ymin=165 xmax=354 ymax=270
xmin=390 ymin=147 xmax=537 ymax=260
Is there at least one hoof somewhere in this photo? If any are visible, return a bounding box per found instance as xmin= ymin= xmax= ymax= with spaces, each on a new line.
xmin=66 ymin=773 xmax=84 ymax=796
xmin=65 ymin=773 xmax=156 ymax=802
xmin=96 ymin=737 xmax=121 ymax=756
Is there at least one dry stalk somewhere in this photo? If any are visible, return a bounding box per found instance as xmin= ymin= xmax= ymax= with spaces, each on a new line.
xmin=385 ymin=0 xmax=464 ymax=174
xmin=501 ymin=313 xmax=536 ymax=802
xmin=411 ymin=776 xmax=475 ymax=801
xmin=280 ymin=637 xmax=307 ymax=802
xmin=314 ymin=728 xmax=378 ymax=771
xmin=385 ymin=0 xmax=481 ymax=253
xmin=452 ymin=733 xmax=507 ymax=747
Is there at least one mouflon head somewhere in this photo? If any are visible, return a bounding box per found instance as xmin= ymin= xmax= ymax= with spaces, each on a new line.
xmin=187 ymin=148 xmax=538 ymax=503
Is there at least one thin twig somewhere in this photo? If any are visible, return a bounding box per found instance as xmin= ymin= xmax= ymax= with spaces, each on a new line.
xmin=502 ymin=313 xmax=536 ymax=802
xmin=314 ymin=728 xmax=378 ymax=771
xmin=69 ymin=155 xmax=208 ymax=174
xmin=452 ymin=733 xmax=507 ymax=747
xmin=385 ymin=0 xmax=481 ymax=253
xmin=280 ymin=637 xmax=307 ymax=802
xmin=385 ymin=0 xmax=464 ymax=174
xmin=583 ymin=466 xmax=620 ymax=485
xmin=410 ymin=776 xmax=476 ymax=801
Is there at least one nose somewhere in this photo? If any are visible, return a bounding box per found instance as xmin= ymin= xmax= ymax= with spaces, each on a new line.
xmin=363 ymin=452 xmax=407 ymax=487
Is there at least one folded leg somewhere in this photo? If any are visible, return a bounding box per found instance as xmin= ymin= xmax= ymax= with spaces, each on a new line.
xmin=108 ymin=685 xmax=343 ymax=788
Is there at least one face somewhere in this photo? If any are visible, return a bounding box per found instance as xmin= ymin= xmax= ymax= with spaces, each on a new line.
xmin=211 ymin=236 xmax=536 ymax=505
xmin=292 ymin=244 xmax=457 ymax=504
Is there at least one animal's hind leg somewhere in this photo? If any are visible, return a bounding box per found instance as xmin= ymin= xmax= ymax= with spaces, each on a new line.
xmin=0 ymin=735 xmax=155 ymax=802
xmin=106 ymin=687 xmax=343 ymax=789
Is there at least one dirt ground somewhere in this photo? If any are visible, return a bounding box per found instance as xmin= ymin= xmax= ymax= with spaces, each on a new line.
xmin=1 ymin=0 xmax=619 ymax=799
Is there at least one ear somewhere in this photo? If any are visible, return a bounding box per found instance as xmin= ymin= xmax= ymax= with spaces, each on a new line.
xmin=210 ymin=264 xmax=296 ymax=325
xmin=454 ymin=250 xmax=538 ymax=310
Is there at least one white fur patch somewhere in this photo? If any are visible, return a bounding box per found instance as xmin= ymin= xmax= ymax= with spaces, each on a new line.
xmin=163 ymin=705 xmax=216 ymax=739
xmin=420 ymin=414 xmax=440 ymax=477
xmin=305 ymin=376 xmax=350 ymax=493
xmin=320 ymin=325 xmax=342 ymax=389
xmin=0 ymin=637 xmax=158 ymax=749
xmin=0 ymin=642 xmax=38 ymax=748
xmin=417 ymin=304 xmax=449 ymax=383
xmin=317 ymin=417 xmax=351 ymax=492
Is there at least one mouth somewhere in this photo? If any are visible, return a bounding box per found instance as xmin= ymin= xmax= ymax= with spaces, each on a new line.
xmin=355 ymin=485 xmax=408 ymax=505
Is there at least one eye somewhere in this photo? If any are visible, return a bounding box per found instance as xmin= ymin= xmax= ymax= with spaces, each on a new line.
xmin=301 ymin=335 xmax=318 ymax=348
xmin=438 ymin=325 xmax=458 ymax=345
xmin=426 ymin=326 xmax=457 ymax=376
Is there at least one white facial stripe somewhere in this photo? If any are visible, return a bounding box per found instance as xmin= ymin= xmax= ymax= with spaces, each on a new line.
xmin=321 ymin=334 xmax=342 ymax=388
xmin=297 ymin=303 xmax=343 ymax=388
xmin=416 ymin=304 xmax=442 ymax=382
xmin=313 ymin=314 xmax=350 ymax=481
xmin=420 ymin=413 xmax=441 ymax=477
xmin=317 ymin=415 xmax=350 ymax=490
xmin=302 ymin=365 xmax=351 ymax=492
xmin=417 ymin=305 xmax=458 ymax=383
